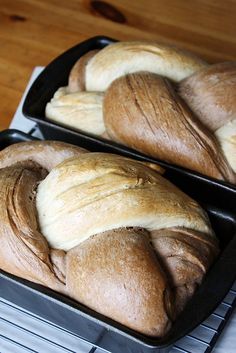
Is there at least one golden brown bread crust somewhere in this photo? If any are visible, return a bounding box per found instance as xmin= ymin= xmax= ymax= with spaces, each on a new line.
xmin=72 ymin=41 xmax=207 ymax=92
xmin=178 ymin=62 xmax=236 ymax=132
xmin=0 ymin=143 xmax=219 ymax=337
xmin=68 ymin=49 xmax=99 ymax=93
xmin=0 ymin=161 xmax=64 ymax=292
xmin=151 ymin=227 xmax=219 ymax=315
xmin=178 ymin=63 xmax=236 ymax=175
xmin=45 ymin=88 xmax=105 ymax=136
xmin=66 ymin=228 xmax=172 ymax=336
xmin=103 ymin=72 xmax=235 ymax=183
xmin=36 ymin=153 xmax=213 ymax=252
xmin=0 ymin=140 xmax=87 ymax=171
xmin=215 ymin=120 xmax=236 ymax=173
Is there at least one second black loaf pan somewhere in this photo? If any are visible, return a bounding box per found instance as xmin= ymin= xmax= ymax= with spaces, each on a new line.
xmin=22 ymin=35 xmax=236 ymax=190
xmin=0 ymin=129 xmax=236 ymax=353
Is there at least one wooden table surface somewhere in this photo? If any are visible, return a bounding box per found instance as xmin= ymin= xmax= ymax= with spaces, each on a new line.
xmin=1 ymin=0 xmax=236 ymax=131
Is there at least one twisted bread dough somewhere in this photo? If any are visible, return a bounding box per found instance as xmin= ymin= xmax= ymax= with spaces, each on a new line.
xmin=45 ymin=41 xmax=236 ymax=183
xmin=0 ymin=142 xmax=219 ymax=337
xmin=178 ymin=62 xmax=236 ymax=174
xmin=69 ymin=41 xmax=207 ymax=92
xmin=0 ymin=140 xmax=87 ymax=170
xmin=45 ymin=88 xmax=105 ymax=136
xmin=178 ymin=62 xmax=236 ymax=132
xmin=103 ymin=72 xmax=235 ymax=183
xmin=37 ymin=153 xmax=213 ymax=251
xmin=0 ymin=141 xmax=86 ymax=290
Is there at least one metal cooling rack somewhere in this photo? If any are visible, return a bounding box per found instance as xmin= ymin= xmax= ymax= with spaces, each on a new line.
xmin=171 ymin=282 xmax=236 ymax=353
xmin=0 ymin=282 xmax=236 ymax=353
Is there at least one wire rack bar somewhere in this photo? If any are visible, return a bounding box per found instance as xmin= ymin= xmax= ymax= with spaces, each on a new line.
xmin=0 ymin=289 xmax=235 ymax=353
xmin=0 ymin=334 xmax=37 ymax=353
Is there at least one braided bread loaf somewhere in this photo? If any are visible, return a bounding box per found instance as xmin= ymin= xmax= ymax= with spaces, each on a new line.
xmin=0 ymin=140 xmax=218 ymax=337
xmin=45 ymin=41 xmax=236 ymax=183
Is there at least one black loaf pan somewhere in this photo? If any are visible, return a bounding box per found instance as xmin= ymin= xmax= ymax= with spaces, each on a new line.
xmin=22 ymin=35 xmax=236 ymax=190
xmin=0 ymin=129 xmax=236 ymax=353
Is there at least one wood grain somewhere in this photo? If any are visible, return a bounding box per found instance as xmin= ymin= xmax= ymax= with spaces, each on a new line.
xmin=0 ymin=0 xmax=236 ymax=129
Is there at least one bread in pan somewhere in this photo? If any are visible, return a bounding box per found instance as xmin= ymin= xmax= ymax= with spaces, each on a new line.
xmin=0 ymin=141 xmax=219 ymax=337
xmin=45 ymin=41 xmax=236 ymax=183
